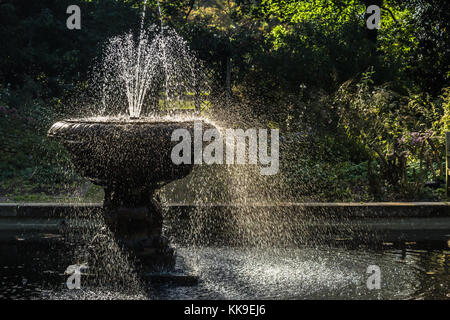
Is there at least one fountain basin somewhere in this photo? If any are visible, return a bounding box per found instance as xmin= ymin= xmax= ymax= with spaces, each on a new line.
xmin=48 ymin=119 xmax=206 ymax=190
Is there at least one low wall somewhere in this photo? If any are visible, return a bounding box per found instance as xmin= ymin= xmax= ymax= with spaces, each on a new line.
xmin=0 ymin=202 xmax=448 ymax=218
xmin=0 ymin=202 xmax=448 ymax=244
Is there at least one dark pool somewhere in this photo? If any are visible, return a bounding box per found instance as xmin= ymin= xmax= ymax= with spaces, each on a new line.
xmin=0 ymin=232 xmax=448 ymax=300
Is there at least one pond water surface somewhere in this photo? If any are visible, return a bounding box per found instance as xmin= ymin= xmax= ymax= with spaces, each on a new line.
xmin=0 ymin=235 xmax=448 ymax=300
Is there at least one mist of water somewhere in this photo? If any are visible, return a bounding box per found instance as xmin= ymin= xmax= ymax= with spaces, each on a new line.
xmin=59 ymin=0 xmax=359 ymax=299
xmin=95 ymin=2 xmax=206 ymax=118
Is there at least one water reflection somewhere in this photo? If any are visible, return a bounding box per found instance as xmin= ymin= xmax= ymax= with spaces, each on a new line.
xmin=0 ymin=239 xmax=448 ymax=300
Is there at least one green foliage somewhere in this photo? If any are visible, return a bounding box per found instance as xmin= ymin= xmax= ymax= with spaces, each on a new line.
xmin=0 ymin=83 xmax=80 ymax=196
xmin=440 ymin=87 xmax=450 ymax=132
xmin=0 ymin=0 xmax=448 ymax=201
xmin=334 ymin=69 xmax=447 ymax=198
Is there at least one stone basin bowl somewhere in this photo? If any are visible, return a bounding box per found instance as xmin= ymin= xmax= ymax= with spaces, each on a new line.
xmin=49 ymin=118 xmax=217 ymax=273
xmin=48 ymin=118 xmax=212 ymax=193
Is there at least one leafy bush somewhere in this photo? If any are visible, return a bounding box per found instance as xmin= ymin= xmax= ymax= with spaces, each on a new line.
xmin=334 ymin=68 xmax=447 ymax=198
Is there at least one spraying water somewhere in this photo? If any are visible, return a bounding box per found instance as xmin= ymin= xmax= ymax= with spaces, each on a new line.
xmin=76 ymin=0 xmax=323 ymax=253
xmin=95 ymin=0 xmax=205 ymax=118
xmin=157 ymin=1 xmax=170 ymax=110
xmin=131 ymin=0 xmax=148 ymax=117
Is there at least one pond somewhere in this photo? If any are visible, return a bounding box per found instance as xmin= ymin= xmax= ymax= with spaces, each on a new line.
xmin=1 ymin=233 xmax=448 ymax=300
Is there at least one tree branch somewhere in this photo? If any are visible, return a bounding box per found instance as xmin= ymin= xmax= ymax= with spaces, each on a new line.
xmin=380 ymin=6 xmax=399 ymax=25
xmin=185 ymin=0 xmax=195 ymax=20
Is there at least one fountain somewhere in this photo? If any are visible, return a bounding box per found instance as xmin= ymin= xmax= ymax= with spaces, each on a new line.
xmin=0 ymin=1 xmax=448 ymax=301
xmin=47 ymin=2 xmax=214 ymax=282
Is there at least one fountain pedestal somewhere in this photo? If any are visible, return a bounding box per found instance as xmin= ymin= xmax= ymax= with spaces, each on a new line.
xmin=103 ymin=185 xmax=175 ymax=272
xmin=101 ymin=184 xmax=198 ymax=285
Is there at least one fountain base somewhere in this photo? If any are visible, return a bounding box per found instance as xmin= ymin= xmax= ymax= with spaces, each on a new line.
xmin=103 ymin=185 xmax=175 ymax=273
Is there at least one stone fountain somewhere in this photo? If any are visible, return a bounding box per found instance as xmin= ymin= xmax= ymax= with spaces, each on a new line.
xmin=47 ymin=2 xmax=213 ymax=283
xmin=48 ymin=117 xmax=213 ymax=283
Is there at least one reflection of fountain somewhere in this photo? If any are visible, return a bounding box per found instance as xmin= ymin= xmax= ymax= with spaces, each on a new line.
xmin=48 ymin=1 xmax=212 ymax=282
